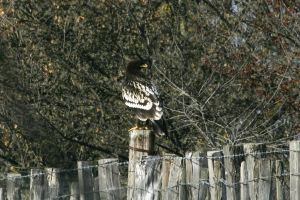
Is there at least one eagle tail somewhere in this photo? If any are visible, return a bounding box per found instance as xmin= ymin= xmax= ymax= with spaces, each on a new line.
xmin=151 ymin=118 xmax=168 ymax=136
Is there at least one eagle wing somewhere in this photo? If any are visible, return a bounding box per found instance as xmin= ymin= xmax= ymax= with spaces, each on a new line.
xmin=122 ymin=80 xmax=162 ymax=120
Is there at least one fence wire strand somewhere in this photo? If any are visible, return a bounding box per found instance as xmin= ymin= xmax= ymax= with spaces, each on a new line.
xmin=52 ymin=172 xmax=296 ymax=199
xmin=0 ymin=148 xmax=293 ymax=181
xmin=0 ymin=147 xmax=297 ymax=199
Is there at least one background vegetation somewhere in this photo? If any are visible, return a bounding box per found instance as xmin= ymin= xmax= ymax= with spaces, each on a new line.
xmin=0 ymin=0 xmax=299 ymax=171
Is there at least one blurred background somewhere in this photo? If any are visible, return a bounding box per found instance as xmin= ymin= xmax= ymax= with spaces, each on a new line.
xmin=0 ymin=0 xmax=299 ymax=172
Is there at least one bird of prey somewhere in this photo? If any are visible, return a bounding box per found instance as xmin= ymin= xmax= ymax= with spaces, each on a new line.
xmin=122 ymin=60 xmax=167 ymax=135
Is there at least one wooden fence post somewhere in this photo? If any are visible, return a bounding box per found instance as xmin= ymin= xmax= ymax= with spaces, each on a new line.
xmin=70 ymin=182 xmax=79 ymax=200
xmin=243 ymin=143 xmax=266 ymax=200
xmin=30 ymin=169 xmax=45 ymax=200
xmin=7 ymin=173 xmax=21 ymax=200
xmin=207 ymin=150 xmax=225 ymax=200
xmin=93 ymin=177 xmax=100 ymax=200
xmin=240 ymin=161 xmax=249 ymax=200
xmin=180 ymin=158 xmax=187 ymax=200
xmin=78 ymin=161 xmax=95 ymax=200
xmin=223 ymin=145 xmax=244 ymax=200
xmin=257 ymin=159 xmax=273 ymax=199
xmin=290 ymin=140 xmax=300 ymax=200
xmin=161 ymin=155 xmax=186 ymax=200
xmin=134 ymin=155 xmax=162 ymax=200
xmin=0 ymin=188 xmax=3 ymax=200
xmin=275 ymin=160 xmax=284 ymax=200
xmin=127 ymin=129 xmax=154 ymax=200
xmin=185 ymin=151 xmax=209 ymax=200
xmin=44 ymin=168 xmax=61 ymax=199
xmin=98 ymin=158 xmax=124 ymax=200
xmin=0 ymin=188 xmax=4 ymax=200
xmin=161 ymin=154 xmax=172 ymax=199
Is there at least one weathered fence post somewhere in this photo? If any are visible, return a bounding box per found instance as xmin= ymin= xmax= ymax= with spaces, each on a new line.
xmin=207 ymin=150 xmax=225 ymax=200
xmin=290 ymin=140 xmax=300 ymax=200
xmin=127 ymin=129 xmax=154 ymax=200
xmin=240 ymin=161 xmax=249 ymax=200
xmin=44 ymin=168 xmax=61 ymax=199
xmin=134 ymin=155 xmax=162 ymax=200
xmin=98 ymin=158 xmax=124 ymax=200
xmin=243 ymin=143 xmax=267 ymax=200
xmin=180 ymin=158 xmax=187 ymax=200
xmin=70 ymin=182 xmax=79 ymax=200
xmin=258 ymin=159 xmax=273 ymax=199
xmin=161 ymin=154 xmax=172 ymax=199
xmin=7 ymin=173 xmax=21 ymax=200
xmin=185 ymin=151 xmax=209 ymax=200
xmin=30 ymin=169 xmax=45 ymax=200
xmin=275 ymin=160 xmax=284 ymax=200
xmin=223 ymin=145 xmax=244 ymax=200
xmin=78 ymin=161 xmax=95 ymax=200
xmin=0 ymin=188 xmax=3 ymax=200
xmin=93 ymin=177 xmax=100 ymax=200
xmin=161 ymin=155 xmax=186 ymax=200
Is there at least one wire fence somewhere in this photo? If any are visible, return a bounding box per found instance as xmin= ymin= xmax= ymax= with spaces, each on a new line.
xmin=0 ymin=141 xmax=299 ymax=199
xmin=0 ymin=149 xmax=291 ymax=181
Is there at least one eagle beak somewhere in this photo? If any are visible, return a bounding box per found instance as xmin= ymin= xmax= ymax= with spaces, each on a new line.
xmin=141 ymin=64 xmax=148 ymax=68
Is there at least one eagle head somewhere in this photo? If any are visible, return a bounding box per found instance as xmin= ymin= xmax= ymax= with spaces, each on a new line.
xmin=126 ymin=60 xmax=152 ymax=75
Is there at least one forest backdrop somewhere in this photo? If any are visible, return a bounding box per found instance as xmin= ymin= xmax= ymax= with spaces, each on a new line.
xmin=0 ymin=0 xmax=299 ymax=172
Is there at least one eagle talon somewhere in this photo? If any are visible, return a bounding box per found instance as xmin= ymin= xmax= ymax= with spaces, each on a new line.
xmin=138 ymin=126 xmax=146 ymax=130
xmin=128 ymin=126 xmax=138 ymax=132
xmin=145 ymin=126 xmax=152 ymax=130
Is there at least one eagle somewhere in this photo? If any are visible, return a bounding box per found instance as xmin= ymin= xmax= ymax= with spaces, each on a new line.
xmin=122 ymin=60 xmax=167 ymax=135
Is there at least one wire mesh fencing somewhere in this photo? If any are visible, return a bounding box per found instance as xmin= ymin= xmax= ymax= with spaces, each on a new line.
xmin=0 ymin=140 xmax=300 ymax=199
